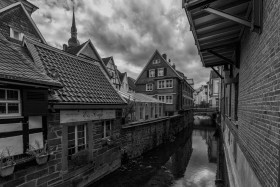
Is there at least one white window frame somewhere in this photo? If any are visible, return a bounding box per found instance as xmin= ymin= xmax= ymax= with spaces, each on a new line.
xmin=152 ymin=59 xmax=160 ymax=64
xmin=67 ymin=124 xmax=87 ymax=158
xmin=157 ymin=79 xmax=173 ymax=89
xmin=146 ymin=83 xmax=153 ymax=91
xmin=0 ymin=88 xmax=21 ymax=117
xmin=158 ymin=68 xmax=164 ymax=77
xmin=149 ymin=69 xmax=155 ymax=77
xmin=158 ymin=95 xmax=165 ymax=102
xmin=102 ymin=120 xmax=112 ymax=138
xmin=10 ymin=28 xmax=24 ymax=41
xmin=166 ymin=95 xmax=173 ymax=104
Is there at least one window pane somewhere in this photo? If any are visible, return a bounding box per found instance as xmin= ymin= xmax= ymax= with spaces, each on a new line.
xmin=68 ymin=140 xmax=75 ymax=148
xmin=7 ymin=103 xmax=19 ymax=113
xmin=78 ymin=131 xmax=84 ymax=139
xmin=78 ymin=138 xmax=85 ymax=145
xmin=7 ymin=90 xmax=18 ymax=100
xmin=68 ymin=126 xmax=75 ymax=133
xmin=77 ymin=124 xmax=84 ymax=131
xmin=68 ymin=132 xmax=75 ymax=140
xmin=0 ymin=103 xmax=6 ymax=114
xmin=0 ymin=90 xmax=5 ymax=100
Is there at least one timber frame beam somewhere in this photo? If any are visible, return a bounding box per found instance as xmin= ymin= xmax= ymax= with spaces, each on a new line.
xmin=211 ymin=67 xmax=224 ymax=79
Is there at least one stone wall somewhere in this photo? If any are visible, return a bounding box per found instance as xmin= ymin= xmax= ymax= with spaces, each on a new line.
xmin=121 ymin=110 xmax=193 ymax=159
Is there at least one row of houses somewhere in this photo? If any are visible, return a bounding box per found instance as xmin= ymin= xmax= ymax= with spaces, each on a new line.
xmin=0 ymin=0 xmax=194 ymax=186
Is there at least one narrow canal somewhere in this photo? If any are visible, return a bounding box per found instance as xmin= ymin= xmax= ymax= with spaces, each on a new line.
xmin=91 ymin=116 xmax=220 ymax=187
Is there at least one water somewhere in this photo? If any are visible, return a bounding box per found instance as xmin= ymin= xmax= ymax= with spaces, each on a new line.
xmin=91 ymin=116 xmax=218 ymax=187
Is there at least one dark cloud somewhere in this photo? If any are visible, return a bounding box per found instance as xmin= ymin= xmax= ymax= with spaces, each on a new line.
xmin=30 ymin=0 xmax=210 ymax=88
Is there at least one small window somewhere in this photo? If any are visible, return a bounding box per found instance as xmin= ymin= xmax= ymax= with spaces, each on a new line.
xmin=166 ymin=80 xmax=173 ymax=88
xmin=67 ymin=124 xmax=87 ymax=160
xmin=146 ymin=83 xmax=153 ymax=91
xmin=158 ymin=68 xmax=164 ymax=76
xmin=166 ymin=95 xmax=173 ymax=104
xmin=152 ymin=59 xmax=160 ymax=64
xmin=10 ymin=28 xmax=24 ymax=41
xmin=149 ymin=69 xmax=155 ymax=77
xmin=158 ymin=80 xmax=165 ymax=89
xmin=0 ymin=89 xmax=21 ymax=116
xmin=102 ymin=120 xmax=112 ymax=138
xmin=158 ymin=95 xmax=165 ymax=102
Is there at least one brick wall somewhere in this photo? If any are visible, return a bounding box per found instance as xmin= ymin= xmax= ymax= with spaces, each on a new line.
xmin=226 ymin=1 xmax=280 ymax=186
xmin=121 ymin=110 xmax=193 ymax=159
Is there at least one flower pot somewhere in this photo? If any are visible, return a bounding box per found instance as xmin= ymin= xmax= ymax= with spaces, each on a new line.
xmin=0 ymin=163 xmax=15 ymax=177
xmin=36 ymin=155 xmax=48 ymax=165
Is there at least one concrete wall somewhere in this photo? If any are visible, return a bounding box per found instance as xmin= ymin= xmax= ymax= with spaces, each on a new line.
xmin=121 ymin=110 xmax=193 ymax=159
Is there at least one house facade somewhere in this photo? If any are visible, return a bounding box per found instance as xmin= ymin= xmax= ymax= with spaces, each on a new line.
xmin=135 ymin=50 xmax=194 ymax=116
xmin=102 ymin=56 xmax=122 ymax=90
xmin=208 ymin=70 xmax=220 ymax=108
xmin=0 ymin=1 xmax=127 ymax=187
xmin=185 ymin=0 xmax=279 ymax=186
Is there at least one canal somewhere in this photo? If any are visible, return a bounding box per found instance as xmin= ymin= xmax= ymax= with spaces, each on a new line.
xmin=90 ymin=116 xmax=221 ymax=187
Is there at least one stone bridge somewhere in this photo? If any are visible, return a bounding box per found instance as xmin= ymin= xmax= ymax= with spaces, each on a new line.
xmin=193 ymin=107 xmax=219 ymax=118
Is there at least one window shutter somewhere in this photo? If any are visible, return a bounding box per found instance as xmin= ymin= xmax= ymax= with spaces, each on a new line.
xmin=164 ymin=68 xmax=167 ymax=76
xmin=22 ymin=89 xmax=48 ymax=116
xmin=155 ymin=69 xmax=158 ymax=77
xmin=147 ymin=70 xmax=149 ymax=77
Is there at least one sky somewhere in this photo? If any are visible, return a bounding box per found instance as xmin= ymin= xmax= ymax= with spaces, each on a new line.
xmin=29 ymin=0 xmax=210 ymax=89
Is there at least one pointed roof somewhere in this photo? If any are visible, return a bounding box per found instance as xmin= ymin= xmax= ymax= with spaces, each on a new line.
xmin=118 ymin=70 xmax=126 ymax=83
xmin=68 ymin=6 xmax=80 ymax=47
xmin=102 ymin=56 xmax=112 ymax=66
xmin=127 ymin=77 xmax=136 ymax=90
xmin=23 ymin=37 xmax=126 ymax=105
xmin=135 ymin=49 xmax=183 ymax=83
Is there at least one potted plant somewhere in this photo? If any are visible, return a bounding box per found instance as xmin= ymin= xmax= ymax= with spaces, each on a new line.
xmin=26 ymin=140 xmax=52 ymax=165
xmin=0 ymin=147 xmax=16 ymax=177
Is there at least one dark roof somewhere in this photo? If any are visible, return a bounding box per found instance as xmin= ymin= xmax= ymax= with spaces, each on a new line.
xmin=0 ymin=35 xmax=61 ymax=87
xmin=24 ymin=38 xmax=126 ymax=105
xmin=127 ymin=77 xmax=136 ymax=90
xmin=102 ymin=57 xmax=111 ymax=66
xmin=66 ymin=41 xmax=87 ymax=55
xmin=118 ymin=70 xmax=126 ymax=83
xmin=184 ymin=0 xmax=252 ymax=67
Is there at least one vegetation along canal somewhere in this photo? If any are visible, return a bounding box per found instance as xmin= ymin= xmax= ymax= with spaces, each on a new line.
xmin=91 ymin=116 xmax=226 ymax=187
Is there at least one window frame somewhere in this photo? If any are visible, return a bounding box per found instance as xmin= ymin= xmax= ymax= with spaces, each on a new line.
xmin=152 ymin=59 xmax=160 ymax=64
xmin=10 ymin=28 xmax=24 ymax=41
xmin=157 ymin=68 xmax=164 ymax=77
xmin=149 ymin=69 xmax=155 ymax=77
xmin=157 ymin=79 xmax=173 ymax=89
xmin=102 ymin=120 xmax=112 ymax=138
xmin=67 ymin=124 xmax=87 ymax=160
xmin=146 ymin=83 xmax=153 ymax=91
xmin=166 ymin=95 xmax=173 ymax=104
xmin=0 ymin=88 xmax=21 ymax=117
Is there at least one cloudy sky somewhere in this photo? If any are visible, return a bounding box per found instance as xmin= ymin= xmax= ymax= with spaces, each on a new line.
xmin=29 ymin=0 xmax=210 ymax=89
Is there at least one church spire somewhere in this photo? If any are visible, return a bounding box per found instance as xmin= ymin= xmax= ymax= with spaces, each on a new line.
xmin=68 ymin=5 xmax=80 ymax=47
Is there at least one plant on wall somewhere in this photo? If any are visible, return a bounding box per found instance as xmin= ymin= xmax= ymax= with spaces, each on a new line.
xmin=26 ymin=140 xmax=53 ymax=165
xmin=0 ymin=147 xmax=16 ymax=177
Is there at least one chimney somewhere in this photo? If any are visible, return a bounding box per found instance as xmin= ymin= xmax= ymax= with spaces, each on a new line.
xmin=168 ymin=59 xmax=171 ymax=64
xmin=63 ymin=44 xmax=68 ymax=51
xmin=162 ymin=53 xmax=167 ymax=60
xmin=172 ymin=62 xmax=176 ymax=69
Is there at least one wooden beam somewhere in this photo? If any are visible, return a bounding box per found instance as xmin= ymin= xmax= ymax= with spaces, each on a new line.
xmin=204 ymin=61 xmax=228 ymax=67
xmin=252 ymin=0 xmax=262 ymax=33
xmin=203 ymin=7 xmax=251 ymax=27
xmin=200 ymin=41 xmax=239 ymax=51
xmin=197 ymin=25 xmax=240 ymax=41
xmin=207 ymin=50 xmax=236 ymax=66
xmin=184 ymin=0 xmax=218 ymax=11
xmin=211 ymin=67 xmax=224 ymax=79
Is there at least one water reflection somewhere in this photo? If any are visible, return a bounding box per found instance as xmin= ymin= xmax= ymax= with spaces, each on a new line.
xmin=91 ymin=116 xmax=218 ymax=187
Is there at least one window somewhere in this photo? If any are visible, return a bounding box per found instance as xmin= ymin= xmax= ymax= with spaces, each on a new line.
xmin=158 ymin=68 xmax=164 ymax=76
xmin=102 ymin=120 xmax=112 ymax=138
xmin=166 ymin=95 xmax=173 ymax=104
xmin=146 ymin=83 xmax=153 ymax=91
xmin=67 ymin=124 xmax=87 ymax=159
xmin=10 ymin=28 xmax=24 ymax=41
xmin=0 ymin=89 xmax=21 ymax=116
xmin=158 ymin=95 xmax=165 ymax=102
xmin=157 ymin=79 xmax=173 ymax=89
xmin=152 ymin=59 xmax=160 ymax=64
xmin=149 ymin=69 xmax=155 ymax=77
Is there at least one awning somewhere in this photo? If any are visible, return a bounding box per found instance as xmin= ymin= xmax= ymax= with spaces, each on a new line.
xmin=183 ymin=0 xmax=262 ymax=67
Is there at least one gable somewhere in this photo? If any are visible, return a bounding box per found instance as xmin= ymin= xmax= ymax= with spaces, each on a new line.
xmin=0 ymin=4 xmax=44 ymax=43
xmin=79 ymin=43 xmax=99 ymax=61
xmin=135 ymin=50 xmax=182 ymax=85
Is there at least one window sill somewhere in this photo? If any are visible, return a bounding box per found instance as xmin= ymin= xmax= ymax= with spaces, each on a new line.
xmin=0 ymin=115 xmax=23 ymax=119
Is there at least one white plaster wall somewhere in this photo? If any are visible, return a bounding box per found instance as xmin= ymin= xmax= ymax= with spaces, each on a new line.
xmin=29 ymin=116 xmax=42 ymax=129
xmin=0 ymin=135 xmax=23 ymax=156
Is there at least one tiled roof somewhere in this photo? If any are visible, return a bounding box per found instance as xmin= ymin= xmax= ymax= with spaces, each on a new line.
xmin=0 ymin=35 xmax=61 ymax=87
xmin=119 ymin=91 xmax=164 ymax=103
xmin=127 ymin=77 xmax=136 ymax=90
xmin=102 ymin=57 xmax=111 ymax=66
xmin=24 ymin=38 xmax=126 ymax=104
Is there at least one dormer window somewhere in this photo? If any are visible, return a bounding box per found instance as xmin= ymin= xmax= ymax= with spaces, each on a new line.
xmin=10 ymin=28 xmax=24 ymax=41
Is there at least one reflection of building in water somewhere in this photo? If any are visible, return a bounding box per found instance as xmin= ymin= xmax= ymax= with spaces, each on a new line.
xmin=169 ymin=136 xmax=193 ymax=178
xmin=195 ymin=129 xmax=217 ymax=163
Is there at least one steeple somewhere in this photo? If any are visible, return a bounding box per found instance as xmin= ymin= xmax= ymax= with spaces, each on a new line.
xmin=68 ymin=5 xmax=80 ymax=47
